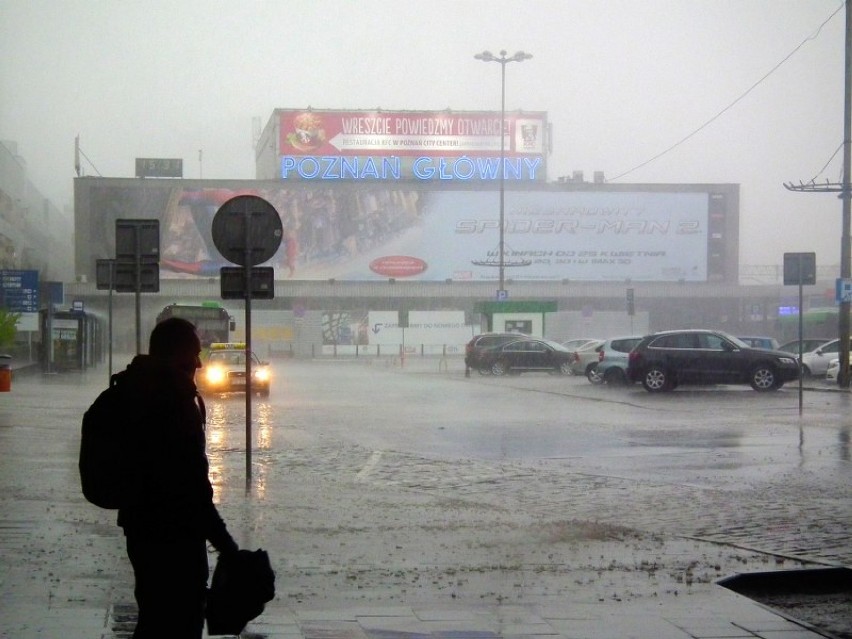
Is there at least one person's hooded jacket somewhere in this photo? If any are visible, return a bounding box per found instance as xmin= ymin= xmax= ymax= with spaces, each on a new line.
xmin=115 ymin=354 xmax=237 ymax=554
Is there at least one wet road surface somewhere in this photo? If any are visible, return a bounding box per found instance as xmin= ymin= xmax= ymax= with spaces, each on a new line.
xmin=0 ymin=357 xmax=849 ymax=637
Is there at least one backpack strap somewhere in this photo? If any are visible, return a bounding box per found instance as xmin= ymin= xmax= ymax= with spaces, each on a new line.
xmin=196 ymin=392 xmax=207 ymax=431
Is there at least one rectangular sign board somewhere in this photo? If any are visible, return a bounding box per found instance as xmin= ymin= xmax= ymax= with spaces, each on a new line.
xmin=77 ymin=179 xmax=736 ymax=284
xmin=783 ymin=252 xmax=816 ymax=286
xmin=273 ymin=108 xmax=548 ymax=183
xmin=220 ymin=267 xmax=275 ymax=299
xmin=113 ymin=261 xmax=160 ymax=293
xmin=0 ymin=269 xmax=39 ymax=312
xmin=116 ymin=219 xmax=160 ymax=261
xmin=836 ymin=278 xmax=852 ymax=304
xmin=135 ymin=157 xmax=183 ymax=178
xmin=96 ymin=259 xmax=115 ymax=290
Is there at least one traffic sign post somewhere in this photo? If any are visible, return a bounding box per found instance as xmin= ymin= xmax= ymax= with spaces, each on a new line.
xmin=115 ymin=220 xmax=160 ymax=354
xmin=784 ymin=252 xmax=816 ymax=414
xmin=96 ymin=259 xmax=116 ymax=379
xmin=211 ymin=196 xmax=282 ymax=490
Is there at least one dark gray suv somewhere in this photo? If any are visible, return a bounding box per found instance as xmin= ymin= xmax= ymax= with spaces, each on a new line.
xmin=464 ymin=332 xmax=531 ymax=374
xmin=627 ymin=329 xmax=800 ymax=392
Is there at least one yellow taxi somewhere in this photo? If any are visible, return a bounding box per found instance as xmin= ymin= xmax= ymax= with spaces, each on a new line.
xmin=197 ymin=342 xmax=271 ymax=397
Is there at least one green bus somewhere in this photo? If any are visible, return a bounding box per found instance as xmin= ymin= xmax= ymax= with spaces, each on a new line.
xmin=777 ymin=307 xmax=848 ymax=342
xmin=155 ymin=302 xmax=235 ymax=346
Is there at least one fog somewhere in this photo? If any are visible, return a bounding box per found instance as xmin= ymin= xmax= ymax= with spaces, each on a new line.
xmin=0 ymin=0 xmax=846 ymax=267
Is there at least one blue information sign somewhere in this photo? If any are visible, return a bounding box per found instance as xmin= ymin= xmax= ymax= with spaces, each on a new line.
xmin=0 ymin=269 xmax=39 ymax=312
xmin=836 ymin=278 xmax=852 ymax=304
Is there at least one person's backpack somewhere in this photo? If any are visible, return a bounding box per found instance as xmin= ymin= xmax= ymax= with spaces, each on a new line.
xmin=79 ymin=373 xmax=128 ymax=509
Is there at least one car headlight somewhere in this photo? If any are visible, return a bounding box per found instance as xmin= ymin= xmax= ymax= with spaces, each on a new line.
xmin=254 ymin=368 xmax=270 ymax=382
xmin=206 ymin=366 xmax=226 ymax=384
xmin=777 ymin=357 xmax=796 ymax=365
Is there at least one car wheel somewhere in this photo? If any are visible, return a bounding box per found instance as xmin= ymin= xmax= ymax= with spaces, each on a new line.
xmin=587 ymin=366 xmax=603 ymax=384
xmin=558 ymin=361 xmax=572 ymax=375
xmin=491 ymin=360 xmax=509 ymax=376
xmin=642 ymin=366 xmax=670 ymax=392
xmin=604 ymin=367 xmax=626 ymax=386
xmin=750 ymin=365 xmax=778 ymax=391
xmin=477 ymin=365 xmax=492 ymax=376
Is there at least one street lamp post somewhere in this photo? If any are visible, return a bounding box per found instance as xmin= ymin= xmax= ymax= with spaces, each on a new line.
xmin=475 ymin=49 xmax=532 ymax=295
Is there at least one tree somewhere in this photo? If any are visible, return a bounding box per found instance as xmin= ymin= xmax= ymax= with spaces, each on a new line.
xmin=0 ymin=308 xmax=20 ymax=351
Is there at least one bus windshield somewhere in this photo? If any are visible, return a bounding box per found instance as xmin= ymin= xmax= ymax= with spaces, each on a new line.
xmin=156 ymin=304 xmax=232 ymax=346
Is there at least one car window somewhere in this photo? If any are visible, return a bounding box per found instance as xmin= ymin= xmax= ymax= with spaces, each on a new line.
xmin=611 ymin=338 xmax=641 ymax=352
xmin=542 ymin=339 xmax=570 ymax=352
xmin=578 ymin=341 xmax=603 ymax=352
xmin=651 ymin=333 xmax=697 ymax=348
xmin=822 ymin=341 xmax=840 ymax=354
xmin=527 ymin=341 xmax=547 ymax=352
xmin=699 ymin=333 xmax=728 ymax=350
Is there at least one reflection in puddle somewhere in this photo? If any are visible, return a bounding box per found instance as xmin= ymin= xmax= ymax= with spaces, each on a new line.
xmin=627 ymin=429 xmax=743 ymax=449
xmin=204 ymin=396 xmax=275 ymax=501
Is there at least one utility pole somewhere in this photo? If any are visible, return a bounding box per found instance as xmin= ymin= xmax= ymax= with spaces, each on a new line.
xmin=784 ymin=2 xmax=852 ymax=388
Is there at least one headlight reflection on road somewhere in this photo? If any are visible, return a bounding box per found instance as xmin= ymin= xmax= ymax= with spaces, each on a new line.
xmin=252 ymin=402 xmax=274 ymax=499
xmin=204 ymin=396 xmax=274 ymax=500
xmin=205 ymin=400 xmax=228 ymax=501
xmin=256 ymin=402 xmax=273 ymax=450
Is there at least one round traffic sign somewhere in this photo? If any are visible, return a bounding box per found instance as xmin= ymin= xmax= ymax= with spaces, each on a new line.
xmin=211 ymin=195 xmax=283 ymax=266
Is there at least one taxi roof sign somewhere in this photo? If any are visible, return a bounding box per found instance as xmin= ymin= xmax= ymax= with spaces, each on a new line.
xmin=209 ymin=342 xmax=247 ymax=350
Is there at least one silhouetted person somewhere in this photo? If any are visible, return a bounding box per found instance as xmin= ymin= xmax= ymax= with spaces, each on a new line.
xmin=117 ymin=317 xmax=238 ymax=637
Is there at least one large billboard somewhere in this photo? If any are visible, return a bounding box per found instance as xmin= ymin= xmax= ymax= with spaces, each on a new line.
xmin=266 ymin=109 xmax=548 ymax=183
xmin=75 ymin=179 xmax=730 ymax=283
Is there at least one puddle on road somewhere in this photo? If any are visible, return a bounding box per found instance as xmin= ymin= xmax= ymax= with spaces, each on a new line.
xmin=627 ymin=428 xmax=744 ymax=449
xmin=719 ymin=567 xmax=852 ymax=639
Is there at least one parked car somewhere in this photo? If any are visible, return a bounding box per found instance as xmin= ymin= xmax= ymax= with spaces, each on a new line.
xmin=825 ymin=354 xmax=852 ymax=383
xmin=778 ymin=338 xmax=831 ymax=355
xmin=800 ymin=338 xmax=852 ymax=377
xmin=465 ymin=332 xmax=531 ymax=373
xmin=478 ymin=338 xmax=573 ymax=376
xmin=567 ymin=339 xmax=606 ymax=377
xmin=737 ymin=336 xmax=780 ymax=351
xmin=559 ymin=338 xmax=601 ymax=352
xmin=588 ymin=336 xmax=645 ymax=385
xmin=627 ymin=329 xmax=800 ymax=392
xmin=198 ymin=342 xmax=272 ymax=396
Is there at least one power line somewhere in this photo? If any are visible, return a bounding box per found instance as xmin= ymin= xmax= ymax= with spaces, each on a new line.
xmin=609 ymin=3 xmax=844 ymax=182
xmin=810 ymin=142 xmax=844 ymax=183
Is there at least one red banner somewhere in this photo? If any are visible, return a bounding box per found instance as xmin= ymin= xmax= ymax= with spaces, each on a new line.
xmin=277 ymin=109 xmax=547 ymax=158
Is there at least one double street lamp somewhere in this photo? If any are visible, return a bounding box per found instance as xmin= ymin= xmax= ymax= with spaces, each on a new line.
xmin=474 ymin=49 xmax=533 ymax=295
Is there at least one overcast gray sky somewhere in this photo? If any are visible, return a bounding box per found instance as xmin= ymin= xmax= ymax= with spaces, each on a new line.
xmin=0 ymin=0 xmax=846 ymax=268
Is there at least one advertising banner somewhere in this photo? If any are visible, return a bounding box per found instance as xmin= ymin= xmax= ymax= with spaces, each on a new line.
xmin=275 ymin=109 xmax=547 ymax=182
xmin=79 ymin=182 xmax=709 ymax=283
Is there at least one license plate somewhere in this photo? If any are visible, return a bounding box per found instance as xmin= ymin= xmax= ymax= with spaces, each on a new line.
xmin=231 ymin=378 xmax=245 ymax=386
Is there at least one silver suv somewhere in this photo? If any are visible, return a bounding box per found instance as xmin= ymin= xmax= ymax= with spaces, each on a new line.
xmin=587 ymin=336 xmax=644 ymax=384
